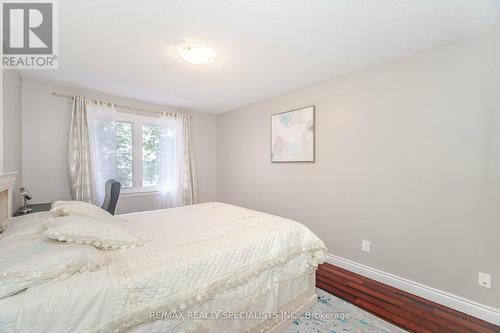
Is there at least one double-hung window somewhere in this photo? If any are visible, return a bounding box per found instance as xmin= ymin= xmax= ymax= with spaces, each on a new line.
xmin=87 ymin=102 xmax=193 ymax=208
xmin=91 ymin=112 xmax=163 ymax=194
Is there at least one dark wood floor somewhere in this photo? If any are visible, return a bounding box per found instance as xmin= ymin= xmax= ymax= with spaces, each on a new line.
xmin=316 ymin=263 xmax=500 ymax=333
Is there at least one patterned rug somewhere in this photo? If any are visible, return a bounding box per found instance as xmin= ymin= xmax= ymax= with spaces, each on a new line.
xmin=285 ymin=289 xmax=407 ymax=333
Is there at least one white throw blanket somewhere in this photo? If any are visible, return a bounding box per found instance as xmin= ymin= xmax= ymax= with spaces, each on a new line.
xmin=16 ymin=203 xmax=326 ymax=333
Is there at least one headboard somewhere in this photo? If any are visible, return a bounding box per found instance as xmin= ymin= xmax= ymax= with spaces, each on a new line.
xmin=0 ymin=172 xmax=17 ymax=229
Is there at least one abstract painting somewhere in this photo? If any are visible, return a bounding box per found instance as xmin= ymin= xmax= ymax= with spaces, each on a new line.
xmin=271 ymin=106 xmax=315 ymax=162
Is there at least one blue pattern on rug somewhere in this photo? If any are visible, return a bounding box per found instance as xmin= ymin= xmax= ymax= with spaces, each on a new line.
xmin=286 ymin=289 xmax=407 ymax=333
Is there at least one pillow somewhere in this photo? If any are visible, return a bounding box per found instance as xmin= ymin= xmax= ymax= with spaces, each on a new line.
xmin=1 ymin=212 xmax=55 ymax=240
xmin=51 ymin=200 xmax=99 ymax=208
xmin=0 ymin=236 xmax=107 ymax=299
xmin=50 ymin=201 xmax=112 ymax=219
xmin=44 ymin=215 xmax=141 ymax=250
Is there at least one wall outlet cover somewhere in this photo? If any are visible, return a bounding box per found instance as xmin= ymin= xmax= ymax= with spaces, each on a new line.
xmin=362 ymin=240 xmax=370 ymax=252
xmin=478 ymin=272 xmax=491 ymax=289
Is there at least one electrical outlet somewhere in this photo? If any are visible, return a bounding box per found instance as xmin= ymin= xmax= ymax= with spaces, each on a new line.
xmin=478 ymin=272 xmax=491 ymax=289
xmin=362 ymin=240 xmax=370 ymax=253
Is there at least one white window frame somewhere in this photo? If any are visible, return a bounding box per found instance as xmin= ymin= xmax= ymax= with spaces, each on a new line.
xmin=112 ymin=112 xmax=161 ymax=195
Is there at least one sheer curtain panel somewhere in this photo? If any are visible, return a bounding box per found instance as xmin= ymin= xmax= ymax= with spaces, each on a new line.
xmin=158 ymin=113 xmax=197 ymax=208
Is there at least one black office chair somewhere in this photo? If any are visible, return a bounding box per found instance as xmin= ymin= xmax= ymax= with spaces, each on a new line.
xmin=101 ymin=179 xmax=121 ymax=215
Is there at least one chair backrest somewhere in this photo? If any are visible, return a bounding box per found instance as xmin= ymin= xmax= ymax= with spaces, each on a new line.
xmin=101 ymin=179 xmax=121 ymax=215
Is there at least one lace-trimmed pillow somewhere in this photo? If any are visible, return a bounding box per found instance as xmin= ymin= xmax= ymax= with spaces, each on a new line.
xmin=44 ymin=215 xmax=142 ymax=250
xmin=50 ymin=201 xmax=112 ymax=219
xmin=1 ymin=211 xmax=55 ymax=240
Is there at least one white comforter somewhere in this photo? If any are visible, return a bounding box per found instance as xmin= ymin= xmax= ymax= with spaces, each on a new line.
xmin=8 ymin=202 xmax=326 ymax=333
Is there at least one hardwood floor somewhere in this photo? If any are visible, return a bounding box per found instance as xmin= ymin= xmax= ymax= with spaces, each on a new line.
xmin=316 ymin=263 xmax=500 ymax=333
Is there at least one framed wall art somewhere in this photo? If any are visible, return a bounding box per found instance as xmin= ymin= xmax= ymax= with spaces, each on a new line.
xmin=271 ymin=105 xmax=315 ymax=162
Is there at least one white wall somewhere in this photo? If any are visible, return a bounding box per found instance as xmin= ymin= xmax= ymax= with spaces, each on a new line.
xmin=21 ymin=79 xmax=217 ymax=214
xmin=2 ymin=69 xmax=23 ymax=210
xmin=216 ymin=29 xmax=500 ymax=308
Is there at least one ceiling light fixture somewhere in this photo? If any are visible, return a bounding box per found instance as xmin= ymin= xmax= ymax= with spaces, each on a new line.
xmin=177 ymin=44 xmax=215 ymax=64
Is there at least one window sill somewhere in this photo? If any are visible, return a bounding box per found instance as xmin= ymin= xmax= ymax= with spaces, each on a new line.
xmin=120 ymin=189 xmax=159 ymax=197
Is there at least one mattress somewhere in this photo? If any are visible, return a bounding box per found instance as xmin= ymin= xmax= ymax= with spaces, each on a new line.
xmin=3 ymin=202 xmax=326 ymax=333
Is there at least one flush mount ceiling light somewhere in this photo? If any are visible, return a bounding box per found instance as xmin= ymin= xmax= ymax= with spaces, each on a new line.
xmin=177 ymin=44 xmax=215 ymax=64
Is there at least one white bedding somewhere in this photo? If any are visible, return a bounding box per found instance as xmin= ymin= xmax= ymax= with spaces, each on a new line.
xmin=3 ymin=202 xmax=326 ymax=333
xmin=0 ymin=292 xmax=23 ymax=332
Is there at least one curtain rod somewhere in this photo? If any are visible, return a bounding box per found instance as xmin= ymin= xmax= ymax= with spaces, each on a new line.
xmin=51 ymin=92 xmax=189 ymax=118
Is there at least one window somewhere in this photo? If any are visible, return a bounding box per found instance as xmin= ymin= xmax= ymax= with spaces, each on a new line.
xmin=91 ymin=113 xmax=164 ymax=193
xmin=87 ymin=105 xmax=193 ymax=207
xmin=142 ymin=124 xmax=161 ymax=187
xmin=115 ymin=122 xmax=133 ymax=188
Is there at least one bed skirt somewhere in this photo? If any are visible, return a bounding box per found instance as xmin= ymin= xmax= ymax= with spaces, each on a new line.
xmin=128 ymin=269 xmax=317 ymax=333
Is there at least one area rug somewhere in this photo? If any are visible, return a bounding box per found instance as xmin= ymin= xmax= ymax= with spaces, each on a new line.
xmin=285 ymin=288 xmax=407 ymax=333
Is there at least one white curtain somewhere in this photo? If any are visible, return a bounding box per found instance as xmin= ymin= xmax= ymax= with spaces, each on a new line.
xmin=68 ymin=96 xmax=97 ymax=204
xmin=158 ymin=113 xmax=197 ymax=208
xmin=86 ymin=101 xmax=119 ymax=206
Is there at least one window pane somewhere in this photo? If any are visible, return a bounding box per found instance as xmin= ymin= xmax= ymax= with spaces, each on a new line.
xmin=115 ymin=122 xmax=133 ymax=188
xmin=142 ymin=124 xmax=160 ymax=187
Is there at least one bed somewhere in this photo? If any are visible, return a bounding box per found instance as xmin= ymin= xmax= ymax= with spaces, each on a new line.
xmin=0 ymin=202 xmax=326 ymax=333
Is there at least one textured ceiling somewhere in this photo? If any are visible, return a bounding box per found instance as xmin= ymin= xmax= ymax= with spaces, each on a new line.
xmin=20 ymin=0 xmax=500 ymax=114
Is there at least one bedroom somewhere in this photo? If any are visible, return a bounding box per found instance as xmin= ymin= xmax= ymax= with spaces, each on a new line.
xmin=0 ymin=1 xmax=499 ymax=332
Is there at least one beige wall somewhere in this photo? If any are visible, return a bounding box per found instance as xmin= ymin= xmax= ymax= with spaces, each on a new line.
xmin=217 ymin=29 xmax=500 ymax=308
xmin=2 ymin=69 xmax=23 ymax=211
xmin=21 ymin=79 xmax=216 ymax=213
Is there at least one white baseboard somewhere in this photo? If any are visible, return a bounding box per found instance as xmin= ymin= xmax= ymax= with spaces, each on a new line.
xmin=325 ymin=254 xmax=500 ymax=326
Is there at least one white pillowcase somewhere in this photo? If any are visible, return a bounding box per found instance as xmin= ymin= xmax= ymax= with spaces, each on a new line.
xmin=0 ymin=236 xmax=105 ymax=299
xmin=1 ymin=212 xmax=55 ymax=240
xmin=50 ymin=200 xmax=112 ymax=219
xmin=52 ymin=200 xmax=98 ymax=207
xmin=44 ymin=215 xmax=141 ymax=250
